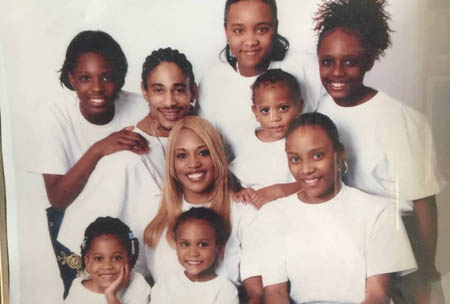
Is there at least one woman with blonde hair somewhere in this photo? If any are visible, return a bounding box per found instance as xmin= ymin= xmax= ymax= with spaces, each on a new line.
xmin=143 ymin=116 xmax=259 ymax=301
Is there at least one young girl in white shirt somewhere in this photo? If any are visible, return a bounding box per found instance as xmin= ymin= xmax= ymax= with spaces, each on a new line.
xmin=314 ymin=1 xmax=445 ymax=302
xmin=198 ymin=0 xmax=323 ymax=161
xmin=246 ymin=112 xmax=416 ymax=303
xmin=143 ymin=116 xmax=258 ymax=302
xmin=151 ymin=207 xmax=238 ymax=304
xmin=64 ymin=217 xmax=150 ymax=304
xmin=32 ymin=30 xmax=149 ymax=297
xmin=57 ymin=48 xmax=196 ymax=277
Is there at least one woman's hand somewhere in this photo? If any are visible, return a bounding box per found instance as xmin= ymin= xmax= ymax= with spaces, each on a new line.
xmin=104 ymin=264 xmax=130 ymax=304
xmin=93 ymin=126 xmax=150 ymax=157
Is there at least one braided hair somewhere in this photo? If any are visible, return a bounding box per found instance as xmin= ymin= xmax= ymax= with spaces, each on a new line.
xmin=314 ymin=0 xmax=393 ymax=61
xmin=141 ymin=47 xmax=196 ymax=94
xmin=80 ymin=217 xmax=139 ymax=269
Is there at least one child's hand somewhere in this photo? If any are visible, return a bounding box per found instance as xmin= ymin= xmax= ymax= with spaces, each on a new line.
xmin=233 ymin=187 xmax=256 ymax=204
xmin=104 ymin=264 xmax=130 ymax=304
xmin=94 ymin=126 xmax=150 ymax=157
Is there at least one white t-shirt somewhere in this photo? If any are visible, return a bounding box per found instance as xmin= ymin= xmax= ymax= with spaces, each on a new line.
xmin=318 ymin=91 xmax=445 ymax=212
xmin=64 ymin=271 xmax=150 ymax=304
xmin=144 ymin=198 xmax=256 ymax=284
xmin=31 ymin=90 xmax=148 ymax=175
xmin=150 ymin=272 xmax=238 ymax=304
xmin=242 ymin=185 xmax=417 ymax=303
xmin=198 ymin=50 xmax=324 ymax=160
xmin=230 ymin=129 xmax=293 ymax=190
xmin=57 ymin=129 xmax=167 ymax=276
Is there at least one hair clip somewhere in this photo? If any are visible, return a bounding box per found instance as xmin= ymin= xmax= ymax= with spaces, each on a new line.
xmin=128 ymin=232 xmax=134 ymax=240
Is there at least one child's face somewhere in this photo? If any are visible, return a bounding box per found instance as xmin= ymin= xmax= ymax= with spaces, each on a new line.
xmin=252 ymin=83 xmax=301 ymax=141
xmin=141 ymin=62 xmax=193 ymax=137
xmin=225 ymin=0 xmax=275 ymax=76
xmin=174 ymin=129 xmax=215 ymax=204
xmin=318 ymin=28 xmax=372 ymax=106
xmin=69 ymin=52 xmax=119 ymax=124
xmin=84 ymin=234 xmax=130 ymax=292
xmin=286 ymin=125 xmax=343 ymax=204
xmin=175 ymin=219 xmax=221 ymax=282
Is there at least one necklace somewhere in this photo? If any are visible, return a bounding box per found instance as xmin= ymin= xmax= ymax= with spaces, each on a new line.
xmin=146 ymin=115 xmax=166 ymax=155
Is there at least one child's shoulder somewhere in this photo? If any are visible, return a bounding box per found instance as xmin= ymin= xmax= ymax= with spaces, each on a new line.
xmin=212 ymin=274 xmax=238 ymax=293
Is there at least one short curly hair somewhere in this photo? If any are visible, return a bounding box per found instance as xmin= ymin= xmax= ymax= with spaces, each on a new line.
xmin=80 ymin=217 xmax=139 ymax=270
xmin=251 ymin=69 xmax=302 ymax=107
xmin=314 ymin=0 xmax=392 ymax=61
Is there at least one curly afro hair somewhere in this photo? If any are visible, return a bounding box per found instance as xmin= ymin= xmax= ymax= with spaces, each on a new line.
xmin=314 ymin=0 xmax=393 ymax=61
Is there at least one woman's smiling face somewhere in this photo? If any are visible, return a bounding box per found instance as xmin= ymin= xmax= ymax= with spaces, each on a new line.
xmin=174 ymin=128 xmax=215 ymax=204
xmin=286 ymin=125 xmax=343 ymax=204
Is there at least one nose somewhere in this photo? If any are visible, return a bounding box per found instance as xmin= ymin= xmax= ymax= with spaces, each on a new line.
xmin=269 ymin=109 xmax=281 ymax=122
xmin=331 ymin=62 xmax=344 ymax=77
xmin=243 ymin=31 xmax=258 ymax=47
xmin=301 ymin=160 xmax=315 ymax=175
xmin=188 ymin=246 xmax=200 ymax=257
xmin=188 ymin=155 xmax=201 ymax=169
xmin=91 ymin=77 xmax=105 ymax=93
xmin=163 ymin=92 xmax=178 ymax=107
xmin=102 ymin=259 xmax=113 ymax=269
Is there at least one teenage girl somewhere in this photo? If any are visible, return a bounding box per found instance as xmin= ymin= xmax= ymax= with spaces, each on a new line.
xmin=31 ymin=30 xmax=148 ymax=296
xmin=57 ymin=48 xmax=196 ymax=277
xmin=151 ymin=207 xmax=239 ymax=303
xmin=243 ymin=112 xmax=416 ymax=303
xmin=64 ymin=217 xmax=150 ymax=304
xmin=198 ymin=0 xmax=323 ymax=161
xmin=231 ymin=69 xmax=303 ymax=207
xmin=314 ymin=1 xmax=445 ymax=302
xmin=143 ymin=116 xmax=259 ymax=303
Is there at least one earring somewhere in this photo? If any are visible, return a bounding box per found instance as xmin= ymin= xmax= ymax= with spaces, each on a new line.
xmin=227 ymin=42 xmax=236 ymax=59
xmin=342 ymin=160 xmax=349 ymax=175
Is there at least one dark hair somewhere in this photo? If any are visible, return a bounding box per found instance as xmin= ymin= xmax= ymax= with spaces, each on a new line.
xmin=222 ymin=0 xmax=289 ymax=68
xmin=59 ymin=30 xmax=128 ymax=90
xmin=174 ymin=207 xmax=230 ymax=246
xmin=141 ymin=47 xmax=196 ymax=94
xmin=80 ymin=217 xmax=139 ymax=269
xmin=286 ymin=112 xmax=342 ymax=151
xmin=314 ymin=0 xmax=392 ymax=62
xmin=252 ymin=69 xmax=302 ymax=107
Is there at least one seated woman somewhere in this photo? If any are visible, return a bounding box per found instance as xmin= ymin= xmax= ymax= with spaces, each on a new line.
xmin=57 ymin=47 xmax=196 ymax=276
xmin=143 ymin=116 xmax=257 ymax=300
xmin=241 ymin=112 xmax=417 ymax=304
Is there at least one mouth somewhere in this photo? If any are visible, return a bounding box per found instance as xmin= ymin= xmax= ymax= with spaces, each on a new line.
xmin=160 ymin=108 xmax=184 ymax=121
xmin=99 ymin=273 xmax=118 ymax=280
xmin=328 ymin=81 xmax=347 ymax=91
xmin=302 ymin=177 xmax=321 ymax=186
xmin=241 ymin=49 xmax=261 ymax=57
xmin=185 ymin=260 xmax=202 ymax=266
xmin=89 ymin=97 xmax=107 ymax=106
xmin=270 ymin=125 xmax=285 ymax=133
xmin=186 ymin=171 xmax=207 ymax=182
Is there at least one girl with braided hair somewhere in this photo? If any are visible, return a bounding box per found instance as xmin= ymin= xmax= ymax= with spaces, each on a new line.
xmin=64 ymin=217 xmax=150 ymax=304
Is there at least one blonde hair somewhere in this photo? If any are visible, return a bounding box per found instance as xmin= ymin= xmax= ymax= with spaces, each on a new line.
xmin=144 ymin=116 xmax=232 ymax=248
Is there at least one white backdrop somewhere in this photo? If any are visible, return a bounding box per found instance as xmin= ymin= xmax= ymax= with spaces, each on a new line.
xmin=0 ymin=0 xmax=449 ymax=303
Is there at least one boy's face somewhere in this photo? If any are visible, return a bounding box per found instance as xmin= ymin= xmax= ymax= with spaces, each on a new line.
xmin=175 ymin=219 xmax=222 ymax=282
xmin=252 ymin=82 xmax=301 ymax=141
xmin=318 ymin=28 xmax=372 ymax=106
xmin=141 ymin=62 xmax=194 ymax=137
